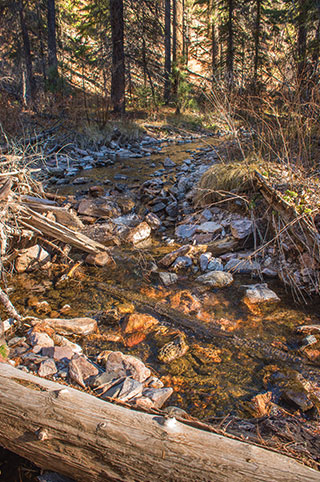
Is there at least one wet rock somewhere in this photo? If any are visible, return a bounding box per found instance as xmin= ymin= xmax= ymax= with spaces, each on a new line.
xmin=77 ymin=198 xmax=120 ymax=218
xmin=262 ymin=268 xmax=278 ymax=278
xmin=38 ymin=359 xmax=57 ymax=378
xmin=103 ymin=351 xmax=151 ymax=383
xmin=42 ymin=317 xmax=97 ymax=336
xmin=89 ymin=185 xmax=105 ymax=197
xmin=230 ymin=219 xmax=253 ymax=239
xmin=163 ymin=157 xmax=176 ymax=167
xmin=15 ymin=245 xmax=51 ymax=273
xmin=159 ymin=245 xmax=191 ymax=267
xmin=175 ymin=224 xmax=197 ymax=239
xmin=142 ymin=387 xmax=173 ymax=409
xmin=158 ymin=333 xmax=189 ymax=363
xmin=68 ymin=354 xmax=99 ymax=388
xmin=42 ymin=346 xmax=74 ymax=363
xmin=72 ymin=177 xmax=90 ymax=185
xmin=151 ymin=202 xmax=166 ymax=213
xmin=199 ymin=253 xmax=211 ymax=271
xmin=207 ymin=258 xmax=224 ymax=271
xmin=197 ymin=222 xmax=222 ymax=234
xmin=196 ymin=271 xmax=233 ymax=288
xmin=243 ymin=284 xmax=280 ymax=306
xmin=127 ymin=222 xmax=151 ymax=244
xmin=85 ymin=252 xmax=112 ymax=267
xmin=225 ymin=258 xmax=260 ymax=274
xmin=145 ymin=212 xmax=161 ymax=229
xmin=172 ymin=256 xmax=193 ymax=270
xmin=165 ymin=202 xmax=178 ymax=218
xmin=159 ymin=271 xmax=178 ymax=286
xmin=268 ymin=370 xmax=314 ymax=412
xmin=121 ymin=312 xmax=158 ymax=334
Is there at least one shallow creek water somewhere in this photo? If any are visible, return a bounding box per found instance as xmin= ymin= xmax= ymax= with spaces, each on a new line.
xmin=8 ymin=138 xmax=320 ymax=421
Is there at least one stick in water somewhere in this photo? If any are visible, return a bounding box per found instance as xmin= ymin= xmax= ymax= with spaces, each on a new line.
xmin=0 ymin=286 xmax=21 ymax=321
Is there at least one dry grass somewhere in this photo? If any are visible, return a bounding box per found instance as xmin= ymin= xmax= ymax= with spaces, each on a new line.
xmin=194 ymin=159 xmax=264 ymax=206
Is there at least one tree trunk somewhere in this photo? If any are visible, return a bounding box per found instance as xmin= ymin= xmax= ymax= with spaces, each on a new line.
xmin=47 ymin=0 xmax=58 ymax=87
xmin=164 ymin=0 xmax=171 ymax=103
xmin=209 ymin=0 xmax=217 ymax=88
xmin=253 ymin=0 xmax=261 ymax=92
xmin=110 ymin=0 xmax=126 ymax=114
xmin=226 ymin=0 xmax=234 ymax=90
xmin=18 ymin=0 xmax=35 ymax=105
xmin=297 ymin=0 xmax=307 ymax=80
xmin=0 ymin=363 xmax=319 ymax=482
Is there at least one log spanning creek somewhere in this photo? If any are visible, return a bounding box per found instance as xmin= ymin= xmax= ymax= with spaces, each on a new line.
xmin=3 ymin=137 xmax=320 ymax=476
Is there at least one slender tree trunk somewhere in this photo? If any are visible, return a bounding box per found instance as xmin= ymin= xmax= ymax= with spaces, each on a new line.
xmin=253 ymin=0 xmax=261 ymax=92
xmin=209 ymin=0 xmax=217 ymax=88
xmin=297 ymin=0 xmax=307 ymax=80
xmin=47 ymin=0 xmax=58 ymax=87
xmin=110 ymin=0 xmax=126 ymax=114
xmin=18 ymin=1 xmax=35 ymax=105
xmin=164 ymin=0 xmax=171 ymax=103
xmin=226 ymin=0 xmax=234 ymax=90
xmin=36 ymin=4 xmax=47 ymax=86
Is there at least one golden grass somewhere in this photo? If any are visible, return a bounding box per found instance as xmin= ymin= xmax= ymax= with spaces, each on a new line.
xmin=194 ymin=160 xmax=264 ymax=206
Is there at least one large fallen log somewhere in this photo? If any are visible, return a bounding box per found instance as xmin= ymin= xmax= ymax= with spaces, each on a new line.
xmin=0 ymin=363 xmax=319 ymax=482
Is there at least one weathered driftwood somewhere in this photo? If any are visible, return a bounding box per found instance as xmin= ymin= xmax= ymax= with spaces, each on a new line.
xmin=0 ymin=363 xmax=319 ymax=482
xmin=16 ymin=205 xmax=109 ymax=255
xmin=256 ymin=171 xmax=320 ymax=264
xmin=21 ymin=196 xmax=84 ymax=230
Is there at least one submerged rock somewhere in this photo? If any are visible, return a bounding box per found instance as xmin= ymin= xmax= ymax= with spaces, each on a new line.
xmin=121 ymin=312 xmax=158 ymax=334
xmin=158 ymin=333 xmax=189 ymax=363
xmin=196 ymin=271 xmax=233 ymax=288
xmin=85 ymin=252 xmax=112 ymax=267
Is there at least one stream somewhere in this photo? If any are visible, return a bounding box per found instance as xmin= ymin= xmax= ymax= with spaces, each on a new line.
xmin=8 ymin=137 xmax=320 ymax=421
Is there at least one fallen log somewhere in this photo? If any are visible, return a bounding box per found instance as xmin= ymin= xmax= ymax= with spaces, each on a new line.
xmin=15 ymin=205 xmax=110 ymax=255
xmin=0 ymin=363 xmax=318 ymax=482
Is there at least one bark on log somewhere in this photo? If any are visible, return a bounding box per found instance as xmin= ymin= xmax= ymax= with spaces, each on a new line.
xmin=0 ymin=363 xmax=319 ymax=482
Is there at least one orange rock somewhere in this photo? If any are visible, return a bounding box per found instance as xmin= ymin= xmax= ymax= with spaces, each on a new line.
xmin=304 ymin=348 xmax=320 ymax=364
xmin=121 ymin=312 xmax=159 ymax=334
xmin=216 ymin=318 xmax=240 ymax=332
xmin=196 ymin=310 xmax=213 ymax=323
xmin=140 ymin=286 xmax=168 ymax=300
xmin=124 ymin=332 xmax=146 ymax=347
xmin=168 ymin=290 xmax=201 ymax=314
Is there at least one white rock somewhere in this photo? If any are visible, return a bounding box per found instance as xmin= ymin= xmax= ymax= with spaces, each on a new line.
xmin=197 ymin=222 xmax=222 ymax=234
xmin=15 ymin=245 xmax=51 ymax=273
